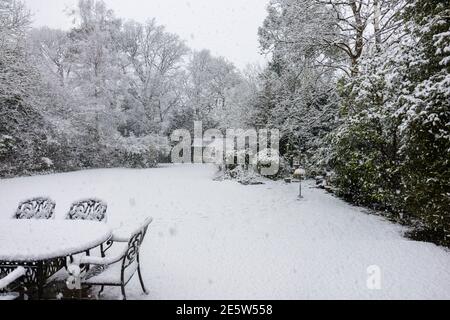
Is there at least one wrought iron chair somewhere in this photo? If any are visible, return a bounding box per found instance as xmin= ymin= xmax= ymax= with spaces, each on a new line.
xmin=78 ymin=217 xmax=153 ymax=300
xmin=0 ymin=267 xmax=26 ymax=301
xmin=14 ymin=197 xmax=56 ymax=220
xmin=66 ymin=199 xmax=108 ymax=258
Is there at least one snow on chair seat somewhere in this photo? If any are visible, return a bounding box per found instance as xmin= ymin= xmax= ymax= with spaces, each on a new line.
xmin=0 ymin=292 xmax=20 ymax=301
xmin=14 ymin=197 xmax=56 ymax=220
xmin=83 ymin=260 xmax=138 ymax=285
xmin=0 ymin=266 xmax=26 ymax=301
xmin=78 ymin=217 xmax=153 ymax=300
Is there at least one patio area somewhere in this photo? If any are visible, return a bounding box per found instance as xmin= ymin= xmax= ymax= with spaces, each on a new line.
xmin=1 ymin=164 xmax=450 ymax=300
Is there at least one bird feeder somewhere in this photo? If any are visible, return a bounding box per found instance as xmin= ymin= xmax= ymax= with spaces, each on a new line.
xmin=294 ymin=168 xmax=306 ymax=178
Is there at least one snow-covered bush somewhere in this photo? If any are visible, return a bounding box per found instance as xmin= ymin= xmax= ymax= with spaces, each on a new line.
xmin=218 ymin=165 xmax=261 ymax=185
xmin=217 ymin=149 xmax=256 ymax=180
xmin=116 ymin=134 xmax=170 ymax=169
xmin=217 ymin=147 xmax=289 ymax=182
xmin=252 ymin=148 xmax=289 ymax=179
xmin=0 ymin=135 xmax=15 ymax=159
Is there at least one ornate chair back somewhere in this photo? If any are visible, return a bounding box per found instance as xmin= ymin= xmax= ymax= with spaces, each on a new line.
xmin=67 ymin=199 xmax=107 ymax=222
xmin=121 ymin=218 xmax=152 ymax=278
xmin=14 ymin=198 xmax=56 ymax=220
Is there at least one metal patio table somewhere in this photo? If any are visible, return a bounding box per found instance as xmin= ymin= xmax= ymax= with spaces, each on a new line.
xmin=0 ymin=220 xmax=112 ymax=299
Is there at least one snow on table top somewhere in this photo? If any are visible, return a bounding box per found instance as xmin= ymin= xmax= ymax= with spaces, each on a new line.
xmin=111 ymin=217 xmax=153 ymax=242
xmin=0 ymin=220 xmax=112 ymax=262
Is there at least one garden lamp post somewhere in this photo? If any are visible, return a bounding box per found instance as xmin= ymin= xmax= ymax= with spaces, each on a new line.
xmin=294 ymin=168 xmax=306 ymax=199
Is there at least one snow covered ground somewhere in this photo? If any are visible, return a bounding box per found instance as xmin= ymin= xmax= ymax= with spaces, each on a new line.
xmin=1 ymin=164 xmax=450 ymax=300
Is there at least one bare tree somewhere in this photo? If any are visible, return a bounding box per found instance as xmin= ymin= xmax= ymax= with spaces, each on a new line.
xmin=186 ymin=50 xmax=240 ymax=121
xmin=0 ymin=0 xmax=30 ymax=49
xmin=260 ymin=0 xmax=407 ymax=77
xmin=119 ymin=19 xmax=188 ymax=125
xmin=29 ymin=28 xmax=73 ymax=86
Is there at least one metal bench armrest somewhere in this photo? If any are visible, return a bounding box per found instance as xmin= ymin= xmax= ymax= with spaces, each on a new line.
xmin=80 ymin=247 xmax=128 ymax=267
xmin=0 ymin=267 xmax=26 ymax=290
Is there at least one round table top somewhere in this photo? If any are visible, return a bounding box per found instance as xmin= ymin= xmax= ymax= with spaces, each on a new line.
xmin=0 ymin=220 xmax=112 ymax=262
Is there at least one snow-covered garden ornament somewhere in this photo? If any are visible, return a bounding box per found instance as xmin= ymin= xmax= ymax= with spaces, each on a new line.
xmin=294 ymin=168 xmax=306 ymax=199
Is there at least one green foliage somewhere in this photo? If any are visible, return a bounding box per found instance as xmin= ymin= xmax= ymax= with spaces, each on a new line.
xmin=0 ymin=135 xmax=15 ymax=159
xmin=398 ymin=0 xmax=450 ymax=244
xmin=332 ymin=0 xmax=450 ymax=245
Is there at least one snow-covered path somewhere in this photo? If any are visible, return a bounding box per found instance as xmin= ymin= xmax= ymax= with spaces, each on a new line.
xmin=1 ymin=165 xmax=449 ymax=299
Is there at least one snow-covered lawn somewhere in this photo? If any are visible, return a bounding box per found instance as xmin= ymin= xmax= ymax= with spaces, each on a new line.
xmin=1 ymin=164 xmax=450 ymax=300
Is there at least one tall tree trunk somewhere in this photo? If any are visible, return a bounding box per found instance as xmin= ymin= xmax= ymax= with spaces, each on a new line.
xmin=373 ymin=0 xmax=382 ymax=52
xmin=350 ymin=0 xmax=365 ymax=76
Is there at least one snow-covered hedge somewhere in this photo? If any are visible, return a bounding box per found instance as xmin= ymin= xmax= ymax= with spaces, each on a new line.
xmin=332 ymin=0 xmax=450 ymax=246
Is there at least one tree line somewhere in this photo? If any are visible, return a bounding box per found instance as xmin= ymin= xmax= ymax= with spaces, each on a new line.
xmin=0 ymin=0 xmax=256 ymax=176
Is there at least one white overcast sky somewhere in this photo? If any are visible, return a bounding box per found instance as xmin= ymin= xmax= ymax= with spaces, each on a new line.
xmin=23 ymin=0 xmax=270 ymax=69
